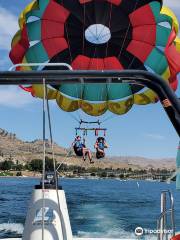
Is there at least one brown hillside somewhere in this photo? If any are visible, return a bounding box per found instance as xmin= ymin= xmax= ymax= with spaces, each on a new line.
xmin=0 ymin=128 xmax=176 ymax=170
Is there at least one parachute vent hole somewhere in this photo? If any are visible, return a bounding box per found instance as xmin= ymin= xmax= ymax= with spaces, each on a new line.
xmin=27 ymin=16 xmax=40 ymax=23
xmin=29 ymin=40 xmax=40 ymax=48
xmin=85 ymin=24 xmax=111 ymax=45
xmin=158 ymin=22 xmax=171 ymax=29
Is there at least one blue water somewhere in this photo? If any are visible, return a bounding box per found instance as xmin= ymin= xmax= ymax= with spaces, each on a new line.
xmin=0 ymin=178 xmax=180 ymax=239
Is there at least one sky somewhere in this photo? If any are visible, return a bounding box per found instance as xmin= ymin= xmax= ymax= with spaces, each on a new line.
xmin=0 ymin=0 xmax=180 ymax=159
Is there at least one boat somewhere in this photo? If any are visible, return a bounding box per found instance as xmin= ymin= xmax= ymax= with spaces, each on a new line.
xmin=0 ymin=65 xmax=180 ymax=240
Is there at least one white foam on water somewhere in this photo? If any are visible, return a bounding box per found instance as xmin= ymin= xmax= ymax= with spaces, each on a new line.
xmin=77 ymin=229 xmax=157 ymax=240
xmin=76 ymin=203 xmax=158 ymax=240
xmin=76 ymin=206 xmax=134 ymax=238
xmin=0 ymin=222 xmax=158 ymax=239
xmin=0 ymin=223 xmax=24 ymax=234
xmin=77 ymin=229 xmax=135 ymax=238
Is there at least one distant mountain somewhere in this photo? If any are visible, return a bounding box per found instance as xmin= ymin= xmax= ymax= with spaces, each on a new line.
xmin=105 ymin=156 xmax=175 ymax=170
xmin=0 ymin=128 xmax=176 ymax=170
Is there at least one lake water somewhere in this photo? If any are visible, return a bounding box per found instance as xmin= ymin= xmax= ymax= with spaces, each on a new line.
xmin=0 ymin=178 xmax=180 ymax=239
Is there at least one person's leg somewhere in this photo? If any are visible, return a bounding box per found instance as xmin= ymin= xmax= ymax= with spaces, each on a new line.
xmin=82 ymin=148 xmax=87 ymax=160
xmin=82 ymin=148 xmax=90 ymax=160
xmin=87 ymin=150 xmax=93 ymax=162
xmin=83 ymin=148 xmax=94 ymax=163
xmin=88 ymin=150 xmax=94 ymax=163
xmin=96 ymin=148 xmax=105 ymax=158
xmin=98 ymin=148 xmax=104 ymax=153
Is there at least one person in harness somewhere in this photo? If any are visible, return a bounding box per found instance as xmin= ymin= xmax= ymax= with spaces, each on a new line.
xmin=72 ymin=136 xmax=94 ymax=163
xmin=94 ymin=137 xmax=108 ymax=159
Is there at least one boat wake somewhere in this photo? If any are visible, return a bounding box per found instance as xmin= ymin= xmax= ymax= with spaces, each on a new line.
xmin=75 ymin=203 xmax=158 ymax=240
xmin=0 ymin=223 xmax=158 ymax=239
xmin=0 ymin=223 xmax=24 ymax=234
xmin=77 ymin=229 xmax=157 ymax=240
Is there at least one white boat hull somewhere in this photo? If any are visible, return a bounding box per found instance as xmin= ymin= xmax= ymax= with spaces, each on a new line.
xmin=22 ymin=189 xmax=73 ymax=240
xmin=0 ymin=188 xmax=128 ymax=240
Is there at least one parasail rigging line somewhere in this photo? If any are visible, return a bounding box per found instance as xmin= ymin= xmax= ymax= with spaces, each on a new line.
xmin=61 ymin=0 xmax=73 ymax=63
xmin=101 ymin=113 xmax=119 ymax=124
xmin=44 ymin=81 xmax=68 ymax=239
xmin=105 ymin=3 xmax=113 ymax=58
xmin=68 ymin=111 xmax=81 ymax=123
xmin=118 ymin=0 xmax=140 ymax=60
xmin=82 ymin=4 xmax=86 ymax=59
xmin=42 ymin=78 xmax=46 ymax=240
xmin=45 ymin=86 xmax=56 ymax=178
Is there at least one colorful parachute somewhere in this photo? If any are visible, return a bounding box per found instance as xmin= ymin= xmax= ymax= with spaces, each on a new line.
xmin=10 ymin=0 xmax=180 ymax=116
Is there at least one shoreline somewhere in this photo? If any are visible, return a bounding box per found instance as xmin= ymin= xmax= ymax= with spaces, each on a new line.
xmin=0 ymin=175 xmax=167 ymax=182
xmin=0 ymin=168 xmax=173 ymax=182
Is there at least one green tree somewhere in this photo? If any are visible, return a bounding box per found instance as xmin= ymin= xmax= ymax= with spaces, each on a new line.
xmin=161 ymin=176 xmax=167 ymax=181
xmin=59 ymin=163 xmax=68 ymax=172
xmin=108 ymin=173 xmax=116 ymax=178
xmin=30 ymin=159 xmax=42 ymax=172
xmin=45 ymin=157 xmax=55 ymax=171
xmin=119 ymin=174 xmax=124 ymax=179
xmin=24 ymin=163 xmax=32 ymax=171
xmin=91 ymin=172 xmax=96 ymax=177
xmin=89 ymin=167 xmax=98 ymax=173
xmin=16 ymin=171 xmax=22 ymax=176
xmin=29 ymin=158 xmax=56 ymax=172
xmin=15 ymin=164 xmax=24 ymax=171
xmin=0 ymin=160 xmax=13 ymax=171
xmin=100 ymin=172 xmax=107 ymax=178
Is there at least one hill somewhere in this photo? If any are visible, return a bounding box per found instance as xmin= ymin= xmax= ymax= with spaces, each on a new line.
xmin=0 ymin=128 xmax=176 ymax=170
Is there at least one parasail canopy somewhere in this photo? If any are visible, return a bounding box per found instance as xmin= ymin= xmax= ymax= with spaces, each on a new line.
xmin=10 ymin=0 xmax=180 ymax=116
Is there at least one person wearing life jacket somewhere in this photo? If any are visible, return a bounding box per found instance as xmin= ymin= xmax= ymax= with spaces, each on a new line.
xmin=72 ymin=136 xmax=94 ymax=163
xmin=94 ymin=137 xmax=108 ymax=159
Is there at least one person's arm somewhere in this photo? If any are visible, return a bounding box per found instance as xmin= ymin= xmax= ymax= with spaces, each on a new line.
xmin=72 ymin=140 xmax=75 ymax=147
xmin=94 ymin=141 xmax=98 ymax=149
xmin=104 ymin=141 xmax=108 ymax=148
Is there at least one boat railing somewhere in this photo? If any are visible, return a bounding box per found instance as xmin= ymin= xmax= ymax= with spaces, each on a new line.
xmin=157 ymin=190 xmax=175 ymax=240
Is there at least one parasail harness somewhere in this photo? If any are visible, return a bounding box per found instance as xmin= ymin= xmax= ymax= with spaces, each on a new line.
xmin=74 ymin=120 xmax=107 ymax=159
xmin=75 ymin=119 xmax=107 ymax=139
